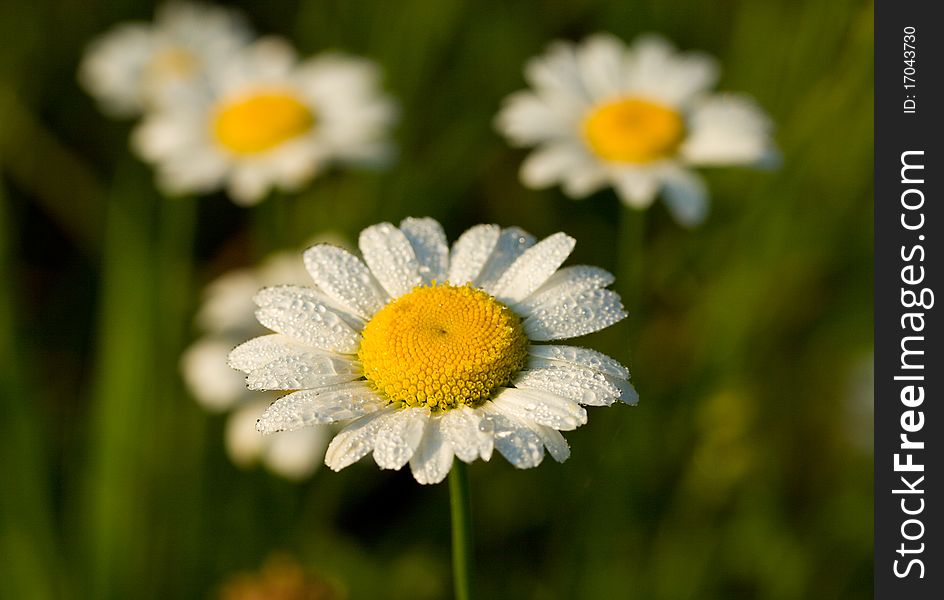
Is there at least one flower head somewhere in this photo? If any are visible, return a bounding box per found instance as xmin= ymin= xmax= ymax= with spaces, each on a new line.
xmin=229 ymin=218 xmax=637 ymax=485
xmin=182 ymin=245 xmax=346 ymax=480
xmin=133 ymin=37 xmax=397 ymax=204
xmin=496 ymin=33 xmax=777 ymax=226
xmin=79 ymin=2 xmax=251 ymax=117
xmin=217 ymin=554 xmax=341 ymax=600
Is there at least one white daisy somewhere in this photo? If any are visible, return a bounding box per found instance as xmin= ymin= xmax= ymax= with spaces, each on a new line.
xmin=228 ymin=217 xmax=638 ymax=485
xmin=133 ymin=37 xmax=398 ymax=204
xmin=79 ymin=2 xmax=251 ymax=117
xmin=495 ymin=33 xmax=777 ymax=226
xmin=182 ymin=243 xmax=345 ymax=480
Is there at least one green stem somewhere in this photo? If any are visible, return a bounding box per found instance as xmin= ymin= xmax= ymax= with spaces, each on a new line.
xmin=449 ymin=462 xmax=474 ymax=600
xmin=151 ymin=197 xmax=200 ymax=597
xmin=83 ymin=163 xmax=159 ymax=599
xmin=0 ymin=177 xmax=58 ymax=600
xmin=82 ymin=167 xmax=198 ymax=599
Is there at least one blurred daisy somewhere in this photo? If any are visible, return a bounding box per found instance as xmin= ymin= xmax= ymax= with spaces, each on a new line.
xmin=134 ymin=37 xmax=397 ymax=204
xmin=217 ymin=554 xmax=341 ymax=600
xmin=79 ymin=2 xmax=251 ymax=117
xmin=182 ymin=238 xmax=347 ymax=480
xmin=496 ymin=33 xmax=777 ymax=226
xmin=229 ymin=217 xmax=637 ymax=485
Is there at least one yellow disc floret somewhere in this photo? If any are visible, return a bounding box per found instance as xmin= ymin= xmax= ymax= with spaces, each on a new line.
xmin=212 ymin=90 xmax=315 ymax=155
xmin=582 ymin=97 xmax=684 ymax=163
xmin=358 ymin=284 xmax=529 ymax=411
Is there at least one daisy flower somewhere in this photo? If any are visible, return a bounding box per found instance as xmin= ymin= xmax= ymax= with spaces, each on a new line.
xmin=133 ymin=37 xmax=397 ymax=204
xmin=79 ymin=2 xmax=251 ymax=117
xmin=495 ymin=33 xmax=777 ymax=226
xmin=228 ymin=217 xmax=637 ymax=485
xmin=182 ymin=244 xmax=345 ymax=480
xmin=217 ymin=554 xmax=340 ymax=600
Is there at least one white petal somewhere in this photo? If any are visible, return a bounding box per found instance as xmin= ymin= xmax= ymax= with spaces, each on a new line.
xmin=524 ymin=40 xmax=590 ymax=106
xmin=359 ymin=223 xmax=422 ymax=298
xmin=528 ymin=345 xmax=629 ymax=380
xmin=480 ymin=403 xmax=545 ymax=469
xmin=495 ymin=91 xmax=577 ymax=146
xmin=131 ymin=112 xmax=193 ymax=161
xmin=524 ymin=288 xmax=627 ymax=340
xmin=400 ymin=217 xmax=449 ymax=285
xmin=254 ymin=284 xmax=364 ymax=330
xmin=561 ymin=163 xmax=609 ymax=198
xmin=608 ymin=376 xmax=640 ymax=405
xmin=256 ymin=382 xmax=385 ymax=433
xmin=303 ymin=244 xmax=388 ymax=319
xmin=530 ymin=355 xmax=638 ymax=404
xmin=165 ymin=154 xmax=228 ymax=195
xmin=409 ymin=416 xmax=455 ymax=484
xmin=626 ymin=34 xmax=719 ymax=106
xmin=447 ymin=224 xmax=500 ymax=285
xmin=372 ymin=407 xmax=429 ymax=470
xmin=228 ymin=165 xmax=274 ymax=206
xmin=491 ymin=232 xmax=576 ymax=304
xmin=612 ymin=168 xmax=660 ymax=208
xmin=520 ymin=143 xmax=588 ymax=190
xmin=577 ymin=33 xmax=627 ymax=99
xmin=182 ymin=338 xmax=248 ymax=411
xmin=440 ymin=406 xmax=494 ymax=463
xmin=227 ymin=36 xmax=297 ymax=80
xmin=520 ymin=138 xmax=596 ymax=192
xmin=253 ymin=286 xmax=362 ymax=354
xmin=229 ymin=334 xmax=310 ymax=373
xmin=474 ymin=227 xmax=536 ymax=291
xmin=225 ymin=402 xmax=268 ymax=467
xmin=514 ymin=265 xmax=614 ymax=315
xmin=491 ymin=387 xmax=586 ymax=431
xmin=514 ymin=365 xmax=621 ymax=406
xmin=324 ymin=407 xmax=397 ymax=471
xmin=661 ymin=168 xmax=708 ymax=227
xmin=533 ymin=425 xmax=570 ymax=462
xmin=263 ymin=425 xmax=331 ymax=480
xmin=78 ymin=24 xmax=154 ymax=116
xmin=196 ymin=269 xmax=260 ymax=333
xmin=246 ymin=353 xmax=361 ymax=391
xmin=679 ymin=94 xmax=774 ymax=166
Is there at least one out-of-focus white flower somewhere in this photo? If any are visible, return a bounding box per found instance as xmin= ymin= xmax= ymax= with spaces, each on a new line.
xmin=496 ymin=33 xmax=777 ymax=226
xmin=133 ymin=37 xmax=398 ymax=204
xmin=182 ymin=234 xmax=348 ymax=479
xmin=79 ymin=2 xmax=251 ymax=117
xmin=228 ymin=218 xmax=637 ymax=485
xmin=224 ymin=400 xmax=331 ymax=480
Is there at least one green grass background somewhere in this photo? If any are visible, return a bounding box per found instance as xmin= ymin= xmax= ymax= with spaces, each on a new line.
xmin=0 ymin=0 xmax=873 ymax=598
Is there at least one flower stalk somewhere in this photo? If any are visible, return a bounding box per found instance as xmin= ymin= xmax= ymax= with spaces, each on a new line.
xmin=449 ymin=461 xmax=474 ymax=600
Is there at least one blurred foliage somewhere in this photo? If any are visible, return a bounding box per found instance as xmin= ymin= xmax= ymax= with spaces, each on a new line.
xmin=0 ymin=0 xmax=872 ymax=599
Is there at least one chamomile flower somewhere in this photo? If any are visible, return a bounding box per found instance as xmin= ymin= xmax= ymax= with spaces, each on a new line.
xmin=79 ymin=2 xmax=251 ymax=117
xmin=496 ymin=33 xmax=777 ymax=226
xmin=182 ymin=244 xmax=345 ymax=480
xmin=217 ymin=554 xmax=341 ymax=600
xmin=133 ymin=37 xmax=397 ymax=204
xmin=229 ymin=218 xmax=637 ymax=485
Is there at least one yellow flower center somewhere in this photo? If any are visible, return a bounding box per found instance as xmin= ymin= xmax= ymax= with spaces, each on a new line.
xmin=358 ymin=284 xmax=529 ymax=411
xmin=212 ymin=90 xmax=315 ymax=155
xmin=582 ymin=97 xmax=684 ymax=163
